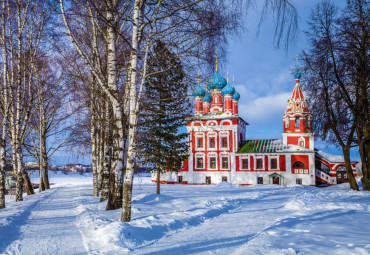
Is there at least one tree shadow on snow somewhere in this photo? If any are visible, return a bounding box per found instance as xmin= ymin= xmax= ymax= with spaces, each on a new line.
xmin=139 ymin=234 xmax=252 ymax=255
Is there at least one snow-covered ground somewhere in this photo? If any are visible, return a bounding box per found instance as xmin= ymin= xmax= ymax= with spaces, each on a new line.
xmin=1 ymin=172 xmax=370 ymax=255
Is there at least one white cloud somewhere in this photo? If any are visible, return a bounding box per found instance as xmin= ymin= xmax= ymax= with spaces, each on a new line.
xmin=238 ymin=92 xmax=291 ymax=139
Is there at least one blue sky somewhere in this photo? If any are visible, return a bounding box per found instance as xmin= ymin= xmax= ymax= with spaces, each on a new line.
xmin=52 ymin=0 xmax=359 ymax=165
xmin=223 ymin=0 xmax=360 ymax=160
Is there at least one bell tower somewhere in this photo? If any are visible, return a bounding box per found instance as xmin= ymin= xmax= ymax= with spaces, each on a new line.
xmin=282 ymin=58 xmax=314 ymax=150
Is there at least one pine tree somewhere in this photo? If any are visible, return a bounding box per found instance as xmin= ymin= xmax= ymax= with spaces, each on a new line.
xmin=138 ymin=41 xmax=191 ymax=195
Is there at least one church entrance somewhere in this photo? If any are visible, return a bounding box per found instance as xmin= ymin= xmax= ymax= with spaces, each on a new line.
xmin=269 ymin=173 xmax=283 ymax=185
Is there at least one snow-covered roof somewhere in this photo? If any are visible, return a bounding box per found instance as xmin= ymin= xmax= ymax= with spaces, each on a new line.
xmin=237 ymin=139 xmax=313 ymax=153
xmin=316 ymin=150 xmax=345 ymax=163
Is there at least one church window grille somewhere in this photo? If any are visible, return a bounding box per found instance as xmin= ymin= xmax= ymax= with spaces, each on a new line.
xmin=242 ymin=159 xmax=249 ymax=169
xmin=256 ymin=159 xmax=263 ymax=169
xmin=221 ymin=138 xmax=228 ymax=148
xmin=196 ymin=158 xmax=203 ymax=168
xmin=221 ymin=157 xmax=229 ymax=169
xmin=210 ymin=138 xmax=215 ymax=148
xmin=209 ymin=158 xmax=216 ymax=169
xmin=197 ymin=138 xmax=203 ymax=148
xmin=293 ymin=161 xmax=305 ymax=169
xmin=271 ymin=159 xmax=277 ymax=169
xmin=296 ymin=178 xmax=302 ymax=184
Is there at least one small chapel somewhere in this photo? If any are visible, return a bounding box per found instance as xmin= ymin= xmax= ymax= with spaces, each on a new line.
xmin=151 ymin=60 xmax=357 ymax=186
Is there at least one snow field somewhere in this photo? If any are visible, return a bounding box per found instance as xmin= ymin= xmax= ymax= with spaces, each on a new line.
xmin=1 ymin=172 xmax=370 ymax=255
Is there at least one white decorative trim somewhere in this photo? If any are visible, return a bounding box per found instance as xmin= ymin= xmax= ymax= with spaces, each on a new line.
xmin=219 ymin=131 xmax=230 ymax=151
xmin=207 ymin=131 xmax=217 ymax=151
xmin=195 ymin=132 xmax=205 ymax=151
xmin=206 ymin=120 xmax=218 ymax=126
xmin=239 ymin=155 xmax=250 ymax=170
xmin=208 ymin=152 xmax=218 ymax=170
xmin=194 ymin=152 xmax=205 ymax=169
xmin=191 ymin=121 xmax=203 ymax=128
xmin=298 ymin=137 xmax=305 ymax=147
xmin=220 ymin=152 xmax=230 ymax=170
xmin=285 ymin=116 xmax=290 ymax=128
xmin=254 ymin=155 xmax=265 ymax=170
xmin=268 ymin=155 xmax=279 ymax=170
xmin=220 ymin=119 xmax=232 ymax=126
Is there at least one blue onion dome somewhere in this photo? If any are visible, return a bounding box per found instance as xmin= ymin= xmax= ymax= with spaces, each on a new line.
xmin=207 ymin=71 xmax=227 ymax=91
xmin=294 ymin=68 xmax=301 ymax=79
xmin=221 ymin=82 xmax=235 ymax=96
xmin=232 ymin=91 xmax=240 ymax=100
xmin=192 ymin=84 xmax=205 ymax=97
xmin=203 ymin=92 xmax=212 ymax=103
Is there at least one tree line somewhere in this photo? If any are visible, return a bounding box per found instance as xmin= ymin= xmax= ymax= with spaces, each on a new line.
xmin=0 ymin=0 xmax=302 ymax=222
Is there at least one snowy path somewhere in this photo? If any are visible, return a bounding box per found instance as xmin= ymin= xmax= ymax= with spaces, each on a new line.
xmin=1 ymin=185 xmax=89 ymax=255
xmin=1 ymin=173 xmax=370 ymax=255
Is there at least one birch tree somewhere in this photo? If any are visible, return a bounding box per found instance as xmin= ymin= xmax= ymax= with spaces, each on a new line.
xmin=24 ymin=57 xmax=75 ymax=191
xmin=0 ymin=0 xmax=51 ymax=201
xmin=0 ymin=0 xmax=10 ymax=209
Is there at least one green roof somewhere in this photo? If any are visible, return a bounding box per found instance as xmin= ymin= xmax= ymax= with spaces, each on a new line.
xmin=237 ymin=139 xmax=280 ymax=153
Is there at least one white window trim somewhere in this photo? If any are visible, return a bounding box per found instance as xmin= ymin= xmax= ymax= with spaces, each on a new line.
xmin=254 ymin=156 xmax=265 ymax=170
xmin=208 ymin=153 xmax=218 ymax=170
xmin=207 ymin=131 xmax=217 ymax=151
xmin=285 ymin=116 xmax=290 ymax=128
xmin=220 ymin=155 xmax=230 ymax=170
xmin=219 ymin=131 xmax=230 ymax=151
xmin=195 ymin=132 xmax=205 ymax=151
xmin=194 ymin=152 xmax=205 ymax=170
xmin=240 ymin=155 xmax=250 ymax=170
xmin=298 ymin=137 xmax=305 ymax=147
xmin=268 ymin=156 xmax=279 ymax=171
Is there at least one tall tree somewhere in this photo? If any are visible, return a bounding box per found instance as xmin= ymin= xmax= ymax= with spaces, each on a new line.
xmin=138 ymin=41 xmax=191 ymax=195
xmin=302 ymin=0 xmax=369 ymax=190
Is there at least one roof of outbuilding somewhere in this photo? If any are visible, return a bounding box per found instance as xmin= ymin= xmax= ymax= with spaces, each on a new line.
xmin=237 ymin=139 xmax=313 ymax=153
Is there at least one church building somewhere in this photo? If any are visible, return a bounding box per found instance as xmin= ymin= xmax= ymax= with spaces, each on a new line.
xmin=152 ymin=61 xmax=357 ymax=186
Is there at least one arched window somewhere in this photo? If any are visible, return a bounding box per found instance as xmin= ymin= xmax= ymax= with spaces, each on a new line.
xmin=285 ymin=116 xmax=290 ymax=128
xmin=295 ymin=116 xmax=300 ymax=128
xmin=292 ymin=161 xmax=305 ymax=169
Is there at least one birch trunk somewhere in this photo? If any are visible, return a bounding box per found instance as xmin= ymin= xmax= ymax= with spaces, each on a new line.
xmin=100 ymin=102 xmax=112 ymax=202
xmin=121 ymin=0 xmax=142 ymax=222
xmin=0 ymin=2 xmax=9 ymax=208
xmin=97 ymin=122 xmax=104 ymax=192
xmin=91 ymin=103 xmax=98 ymax=197
xmin=0 ymin=133 xmax=5 ymax=209
xmin=106 ymin=2 xmax=123 ymax=210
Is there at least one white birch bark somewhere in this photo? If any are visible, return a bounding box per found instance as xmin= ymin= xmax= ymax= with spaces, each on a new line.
xmin=0 ymin=0 xmax=9 ymax=208
xmin=121 ymin=0 xmax=143 ymax=222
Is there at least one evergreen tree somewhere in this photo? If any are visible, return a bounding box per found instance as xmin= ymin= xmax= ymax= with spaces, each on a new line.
xmin=138 ymin=41 xmax=191 ymax=194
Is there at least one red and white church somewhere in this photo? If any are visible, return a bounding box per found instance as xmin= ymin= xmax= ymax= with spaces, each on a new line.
xmin=152 ymin=63 xmax=357 ymax=186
